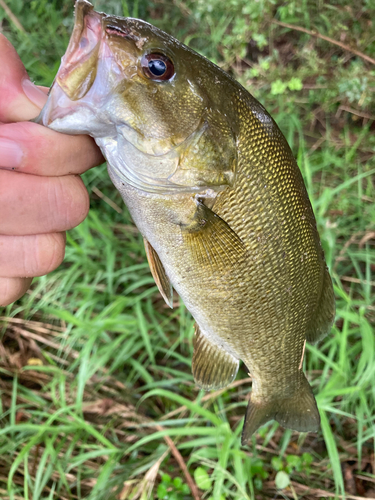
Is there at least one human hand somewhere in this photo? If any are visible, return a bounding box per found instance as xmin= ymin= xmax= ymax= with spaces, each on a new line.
xmin=0 ymin=35 xmax=104 ymax=306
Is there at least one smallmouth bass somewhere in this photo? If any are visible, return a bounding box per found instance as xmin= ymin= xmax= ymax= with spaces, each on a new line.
xmin=36 ymin=0 xmax=335 ymax=444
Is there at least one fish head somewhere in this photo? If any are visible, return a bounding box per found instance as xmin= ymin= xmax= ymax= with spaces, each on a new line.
xmin=36 ymin=0 xmax=237 ymax=193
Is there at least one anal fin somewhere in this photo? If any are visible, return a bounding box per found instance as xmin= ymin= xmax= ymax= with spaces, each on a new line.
xmin=241 ymin=372 xmax=320 ymax=445
xmin=192 ymin=324 xmax=239 ymax=390
xmin=306 ymin=266 xmax=335 ymax=344
xmin=144 ymin=238 xmax=173 ymax=308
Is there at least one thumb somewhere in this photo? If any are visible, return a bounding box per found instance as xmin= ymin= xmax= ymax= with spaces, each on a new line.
xmin=0 ymin=34 xmax=48 ymax=122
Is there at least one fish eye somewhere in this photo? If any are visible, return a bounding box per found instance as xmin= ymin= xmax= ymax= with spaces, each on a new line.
xmin=141 ymin=53 xmax=175 ymax=82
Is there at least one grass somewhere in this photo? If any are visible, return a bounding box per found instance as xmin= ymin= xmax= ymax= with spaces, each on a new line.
xmin=1 ymin=0 xmax=375 ymax=499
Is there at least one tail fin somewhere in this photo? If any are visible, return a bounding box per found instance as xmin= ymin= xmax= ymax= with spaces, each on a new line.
xmin=241 ymin=373 xmax=320 ymax=445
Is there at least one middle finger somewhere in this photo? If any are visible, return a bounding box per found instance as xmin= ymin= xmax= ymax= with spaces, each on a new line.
xmin=0 ymin=169 xmax=89 ymax=235
xmin=0 ymin=233 xmax=66 ymax=277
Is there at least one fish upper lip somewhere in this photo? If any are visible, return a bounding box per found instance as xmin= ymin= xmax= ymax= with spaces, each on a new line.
xmin=66 ymin=0 xmax=101 ymax=61
xmin=58 ymin=2 xmax=103 ymax=78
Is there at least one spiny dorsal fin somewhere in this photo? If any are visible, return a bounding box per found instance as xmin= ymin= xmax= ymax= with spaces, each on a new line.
xmin=144 ymin=238 xmax=173 ymax=308
xmin=182 ymin=201 xmax=246 ymax=269
xmin=192 ymin=324 xmax=239 ymax=390
xmin=241 ymin=372 xmax=320 ymax=445
xmin=306 ymin=266 xmax=335 ymax=344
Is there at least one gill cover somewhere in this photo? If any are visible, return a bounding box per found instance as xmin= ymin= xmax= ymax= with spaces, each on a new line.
xmin=35 ymin=0 xmax=238 ymax=195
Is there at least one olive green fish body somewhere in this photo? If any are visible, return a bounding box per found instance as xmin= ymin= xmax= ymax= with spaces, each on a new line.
xmin=109 ymin=88 xmax=334 ymax=440
xmin=36 ymin=0 xmax=335 ymax=443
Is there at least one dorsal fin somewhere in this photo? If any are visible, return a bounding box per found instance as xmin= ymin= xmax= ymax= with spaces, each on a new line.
xmin=144 ymin=238 xmax=173 ymax=308
xmin=306 ymin=266 xmax=335 ymax=343
xmin=192 ymin=324 xmax=239 ymax=390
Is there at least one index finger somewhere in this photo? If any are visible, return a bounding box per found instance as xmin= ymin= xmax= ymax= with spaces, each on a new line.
xmin=0 ymin=121 xmax=104 ymax=175
xmin=0 ymin=35 xmax=104 ymax=174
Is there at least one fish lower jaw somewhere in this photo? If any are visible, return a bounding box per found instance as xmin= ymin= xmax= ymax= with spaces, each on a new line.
xmin=45 ymin=106 xmax=105 ymax=136
xmin=34 ymin=80 xmax=95 ymax=131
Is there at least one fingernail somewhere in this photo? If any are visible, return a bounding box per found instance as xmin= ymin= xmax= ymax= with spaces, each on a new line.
xmin=22 ymin=79 xmax=48 ymax=109
xmin=0 ymin=138 xmax=23 ymax=169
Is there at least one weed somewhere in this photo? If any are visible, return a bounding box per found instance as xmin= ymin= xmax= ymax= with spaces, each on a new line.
xmin=1 ymin=0 xmax=375 ymax=499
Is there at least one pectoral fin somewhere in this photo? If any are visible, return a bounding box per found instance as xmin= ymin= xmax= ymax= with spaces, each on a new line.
xmin=182 ymin=201 xmax=246 ymax=269
xmin=144 ymin=238 xmax=173 ymax=308
xmin=192 ymin=324 xmax=239 ymax=390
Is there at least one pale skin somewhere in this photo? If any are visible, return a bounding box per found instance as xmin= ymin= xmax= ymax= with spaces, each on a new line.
xmin=0 ymin=35 xmax=104 ymax=306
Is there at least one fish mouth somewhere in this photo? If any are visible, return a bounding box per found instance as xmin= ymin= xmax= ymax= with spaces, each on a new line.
xmin=56 ymin=1 xmax=102 ymax=96
xmin=34 ymin=0 xmax=129 ymax=129
xmin=64 ymin=1 xmax=100 ymax=64
xmin=34 ymin=1 xmax=103 ymax=127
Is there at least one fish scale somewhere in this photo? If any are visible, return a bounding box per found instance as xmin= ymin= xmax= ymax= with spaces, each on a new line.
xmin=212 ymin=94 xmax=324 ymax=406
xmin=35 ymin=0 xmax=335 ymax=444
